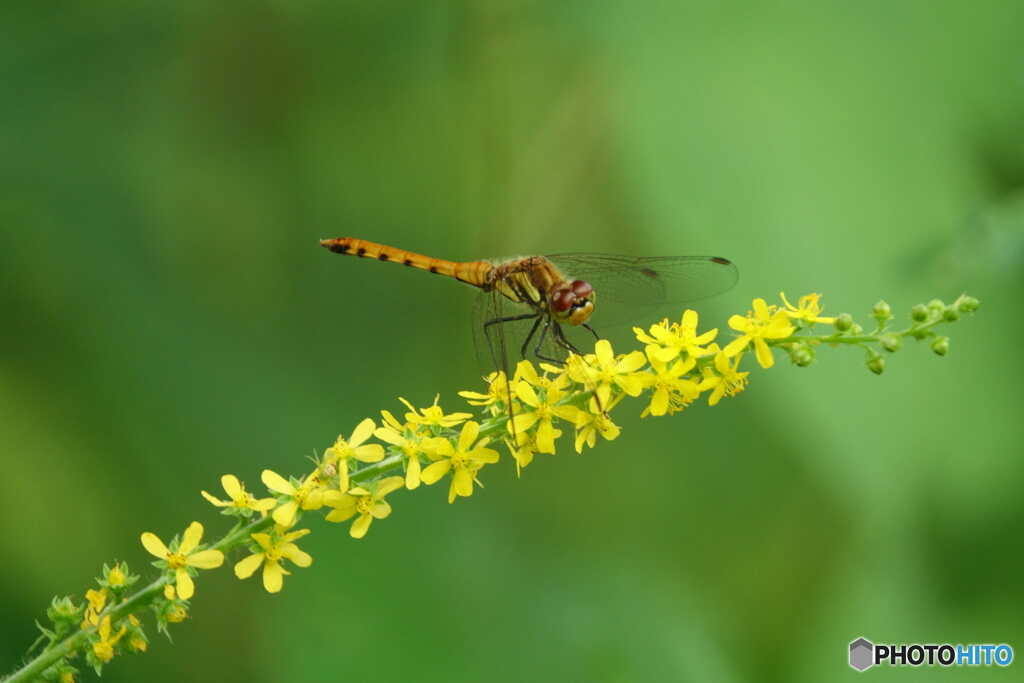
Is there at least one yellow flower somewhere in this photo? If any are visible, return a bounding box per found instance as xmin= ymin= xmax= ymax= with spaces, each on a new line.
xmin=82 ymin=588 xmax=107 ymax=628
xmin=234 ymin=528 xmax=312 ymax=593
xmin=515 ymin=359 xmax=569 ymax=392
xmin=324 ymin=418 xmax=386 ymax=494
xmin=126 ymin=615 xmax=147 ymax=653
xmin=458 ymin=370 xmax=515 ymax=416
xmin=504 ymin=425 xmax=562 ymax=474
xmin=780 ymin=292 xmax=836 ymax=324
xmin=634 ymin=309 xmax=718 ymax=363
xmin=261 ymin=470 xmax=327 ymax=527
xmin=324 ymin=475 xmax=404 ymax=538
xmin=724 ymin=298 xmax=795 ymax=368
xmin=640 ymin=348 xmax=703 ymax=417
xmin=106 ymin=564 xmax=126 ymax=588
xmin=202 ymin=474 xmax=277 ymax=517
xmin=140 ymin=522 xmax=224 ymax=600
xmin=400 ymin=395 xmax=473 ymax=428
xmin=91 ymin=615 xmax=127 ymax=663
xmin=374 ymin=410 xmax=428 ymax=489
xmin=570 ymin=396 xmax=623 ymax=453
xmin=420 ymin=421 xmax=500 ymax=503
xmin=567 ymin=339 xmax=649 ymax=407
xmin=702 ymin=347 xmax=750 ymax=406
xmin=161 ymin=585 xmax=187 ymax=622
xmin=511 ymin=371 xmax=577 ymax=454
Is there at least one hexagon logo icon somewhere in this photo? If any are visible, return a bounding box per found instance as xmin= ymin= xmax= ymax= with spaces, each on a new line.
xmin=849 ymin=637 xmax=874 ymax=671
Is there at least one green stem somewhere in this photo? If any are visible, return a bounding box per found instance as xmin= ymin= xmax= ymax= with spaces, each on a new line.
xmin=6 ymin=514 xmax=274 ymax=683
xmin=769 ymin=316 xmax=946 ymax=348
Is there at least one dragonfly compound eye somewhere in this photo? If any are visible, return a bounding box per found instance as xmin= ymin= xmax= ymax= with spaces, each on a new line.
xmin=570 ymin=280 xmax=593 ymax=298
xmin=552 ymin=289 xmax=576 ymax=313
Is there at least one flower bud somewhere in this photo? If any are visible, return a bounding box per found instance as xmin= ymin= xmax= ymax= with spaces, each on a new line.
xmin=942 ymin=307 xmax=960 ymax=322
xmin=927 ymin=298 xmax=945 ymax=315
xmin=872 ymin=299 xmax=893 ymax=323
xmin=931 ymin=336 xmax=949 ymax=356
xmin=911 ymin=304 xmax=929 ymax=322
xmin=879 ymin=333 xmax=902 ymax=352
xmin=790 ymin=344 xmax=814 ymax=367
xmin=955 ymin=294 xmax=980 ymax=312
xmin=866 ymin=354 xmax=885 ymax=375
xmin=834 ymin=313 xmax=853 ymax=332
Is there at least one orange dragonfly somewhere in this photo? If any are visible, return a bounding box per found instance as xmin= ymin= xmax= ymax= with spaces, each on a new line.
xmin=320 ymin=237 xmax=738 ymax=379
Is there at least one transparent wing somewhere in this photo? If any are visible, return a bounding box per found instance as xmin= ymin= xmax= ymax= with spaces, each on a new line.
xmin=546 ymin=253 xmax=739 ymax=326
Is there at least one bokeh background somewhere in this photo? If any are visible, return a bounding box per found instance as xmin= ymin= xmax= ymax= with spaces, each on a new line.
xmin=3 ymin=2 xmax=1022 ymax=681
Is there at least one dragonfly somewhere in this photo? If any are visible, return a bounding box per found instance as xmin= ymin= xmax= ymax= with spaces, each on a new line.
xmin=320 ymin=237 xmax=738 ymax=387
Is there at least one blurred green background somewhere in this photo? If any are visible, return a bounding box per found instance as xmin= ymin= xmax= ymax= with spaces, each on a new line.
xmin=3 ymin=1 xmax=1022 ymax=681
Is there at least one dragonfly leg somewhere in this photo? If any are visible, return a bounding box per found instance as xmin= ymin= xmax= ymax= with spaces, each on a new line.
xmin=482 ymin=311 xmax=539 ymax=454
xmin=532 ymin=319 xmax=556 ymax=363
xmin=532 ymin=321 xmax=576 ymax=365
xmin=581 ymin=322 xmax=601 ymax=341
xmin=551 ymin=323 xmax=583 ymax=356
xmin=519 ymin=315 xmax=544 ymax=360
xmin=552 ymin=324 xmax=610 ymax=416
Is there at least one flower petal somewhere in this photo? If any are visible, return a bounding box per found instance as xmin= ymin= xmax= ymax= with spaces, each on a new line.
xmin=350 ymin=514 xmax=372 ymax=539
xmin=754 ymin=337 xmax=774 ymax=368
xmin=180 ymin=522 xmax=203 ymax=555
xmin=272 ymin=500 xmax=298 ymax=527
xmin=200 ymin=490 xmax=228 ymax=507
xmin=650 ymin=388 xmax=668 ymax=416
xmin=281 ymin=544 xmax=312 ymax=567
xmin=262 ymin=562 xmax=284 ymax=593
xmin=377 ymin=476 xmax=405 ymax=497
xmin=221 ymin=474 xmax=242 ymax=499
xmin=374 ymin=426 xmax=405 ymax=446
xmin=353 ymin=444 xmax=385 ymax=463
xmin=420 ymin=460 xmax=451 ymax=485
xmin=371 ymin=500 xmax=392 ymax=519
xmin=452 ymin=467 xmax=473 ymax=498
xmin=723 ymin=336 xmax=750 ymax=357
xmin=325 ymin=495 xmax=357 ymax=522
xmin=175 ymin=569 xmax=195 ymax=600
xmin=140 ymin=532 xmax=169 ymax=559
xmin=458 ymin=421 xmax=480 ymax=452
xmin=406 ymin=456 xmax=421 ymax=489
xmin=514 ymin=382 xmax=540 ymax=408
xmin=349 ymin=417 xmax=376 ymax=447
xmin=186 ymin=549 xmax=225 ymax=569
xmin=261 ymin=470 xmax=295 ymax=495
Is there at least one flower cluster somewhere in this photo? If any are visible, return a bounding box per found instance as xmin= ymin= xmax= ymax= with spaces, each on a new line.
xmin=12 ymin=292 xmax=979 ymax=683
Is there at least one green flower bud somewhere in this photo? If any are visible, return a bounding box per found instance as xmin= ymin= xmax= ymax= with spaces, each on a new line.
xmin=879 ymin=333 xmax=902 ymax=352
xmin=790 ymin=343 xmax=814 ymax=367
xmin=931 ymin=336 xmax=949 ymax=356
xmin=911 ymin=304 xmax=929 ymax=322
xmin=834 ymin=313 xmax=854 ymax=332
xmin=927 ymin=298 xmax=945 ymax=315
xmin=872 ymin=299 xmax=893 ymax=323
xmin=955 ymin=294 xmax=980 ymax=312
xmin=943 ymin=307 xmax=960 ymax=322
xmin=866 ymin=354 xmax=885 ymax=375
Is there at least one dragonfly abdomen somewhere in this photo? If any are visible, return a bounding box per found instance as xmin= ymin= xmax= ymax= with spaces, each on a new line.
xmin=320 ymin=237 xmax=492 ymax=288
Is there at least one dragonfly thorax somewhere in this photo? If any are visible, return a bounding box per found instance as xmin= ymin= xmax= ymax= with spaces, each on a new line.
xmin=549 ymin=279 xmax=595 ymax=326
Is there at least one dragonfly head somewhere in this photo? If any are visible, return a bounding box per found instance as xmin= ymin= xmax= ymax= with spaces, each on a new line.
xmin=550 ymin=279 xmax=595 ymax=326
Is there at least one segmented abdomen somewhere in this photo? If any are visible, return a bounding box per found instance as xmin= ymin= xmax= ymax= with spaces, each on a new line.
xmin=320 ymin=237 xmax=492 ymax=288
